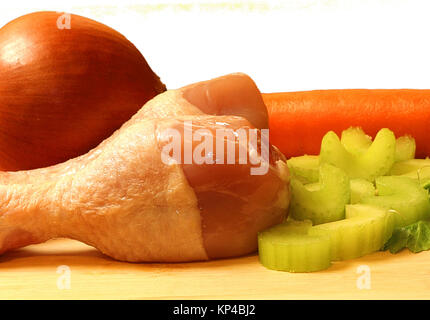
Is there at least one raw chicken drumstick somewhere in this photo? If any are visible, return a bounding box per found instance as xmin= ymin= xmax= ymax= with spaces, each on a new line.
xmin=0 ymin=73 xmax=290 ymax=262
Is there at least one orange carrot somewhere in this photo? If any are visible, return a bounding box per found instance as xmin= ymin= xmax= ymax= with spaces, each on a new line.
xmin=263 ymin=90 xmax=430 ymax=158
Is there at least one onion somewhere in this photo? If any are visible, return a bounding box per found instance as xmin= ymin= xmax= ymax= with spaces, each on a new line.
xmin=0 ymin=11 xmax=166 ymax=171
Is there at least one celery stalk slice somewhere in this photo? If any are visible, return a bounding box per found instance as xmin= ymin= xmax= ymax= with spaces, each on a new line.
xmin=390 ymin=159 xmax=430 ymax=189
xmin=320 ymin=128 xmax=396 ymax=181
xmin=340 ymin=127 xmax=414 ymax=163
xmin=350 ymin=179 xmax=376 ymax=204
xmin=341 ymin=127 xmax=372 ymax=156
xmin=307 ymin=178 xmax=376 ymax=204
xmin=258 ymin=205 xmax=394 ymax=272
xmin=287 ymin=155 xmax=319 ymax=184
xmin=258 ymin=220 xmax=331 ymax=272
xmin=345 ymin=204 xmax=397 ymax=244
xmin=390 ymin=159 xmax=430 ymax=175
xmin=360 ymin=176 xmax=430 ymax=227
xmin=397 ymin=168 xmax=430 ymax=189
xmin=290 ymin=164 xmax=350 ymax=225
xmin=395 ymin=136 xmax=416 ymax=162
xmin=309 ymin=205 xmax=395 ymax=260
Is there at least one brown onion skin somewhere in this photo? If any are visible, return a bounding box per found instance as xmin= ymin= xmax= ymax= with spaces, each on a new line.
xmin=0 ymin=11 xmax=166 ymax=171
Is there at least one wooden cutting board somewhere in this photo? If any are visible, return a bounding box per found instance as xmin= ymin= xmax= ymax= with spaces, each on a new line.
xmin=0 ymin=238 xmax=428 ymax=300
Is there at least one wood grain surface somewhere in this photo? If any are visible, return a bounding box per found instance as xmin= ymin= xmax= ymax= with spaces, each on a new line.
xmin=0 ymin=238 xmax=428 ymax=300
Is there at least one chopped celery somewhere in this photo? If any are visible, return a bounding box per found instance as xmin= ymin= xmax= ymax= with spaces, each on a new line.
xmin=341 ymin=127 xmax=372 ymax=156
xmin=350 ymin=179 xmax=376 ymax=204
xmin=258 ymin=220 xmax=331 ymax=272
xmin=340 ymin=127 xmax=414 ymax=163
xmin=396 ymin=167 xmax=430 ymax=180
xmin=259 ymin=126 xmax=430 ymax=273
xmin=340 ymin=128 xmax=414 ymax=163
xmin=390 ymin=158 xmax=430 ymax=175
xmin=303 ymin=182 xmax=320 ymax=192
xmin=360 ymin=176 xmax=430 ymax=227
xmin=307 ymin=178 xmax=375 ymax=204
xmin=267 ymin=219 xmax=313 ymax=234
xmin=290 ymin=164 xmax=350 ymax=225
xmin=320 ymin=128 xmax=396 ymax=181
xmin=258 ymin=206 xmax=395 ymax=272
xmin=287 ymin=155 xmax=319 ymax=183
xmin=390 ymin=159 xmax=430 ymax=188
xmin=397 ymin=168 xmax=430 ymax=189
xmin=345 ymin=204 xmax=397 ymax=244
xmin=395 ymin=136 xmax=416 ymax=162
xmin=309 ymin=205 xmax=395 ymax=260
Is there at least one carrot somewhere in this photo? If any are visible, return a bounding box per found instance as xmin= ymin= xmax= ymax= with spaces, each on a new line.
xmin=262 ymin=90 xmax=430 ymax=158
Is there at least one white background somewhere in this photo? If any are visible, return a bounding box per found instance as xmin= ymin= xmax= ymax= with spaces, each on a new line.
xmin=0 ymin=0 xmax=429 ymax=93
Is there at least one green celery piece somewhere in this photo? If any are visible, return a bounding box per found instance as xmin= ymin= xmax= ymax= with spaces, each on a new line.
xmin=350 ymin=179 xmax=376 ymax=204
xmin=258 ymin=220 xmax=331 ymax=272
xmin=307 ymin=178 xmax=376 ymax=204
xmin=390 ymin=159 xmax=430 ymax=175
xmin=290 ymin=164 xmax=350 ymax=225
xmin=397 ymin=168 xmax=430 ymax=189
xmin=383 ymin=221 xmax=430 ymax=254
xmin=396 ymin=167 xmax=430 ymax=180
xmin=390 ymin=159 xmax=430 ymax=189
xmin=345 ymin=204 xmax=397 ymax=244
xmin=340 ymin=127 xmax=413 ymax=162
xmin=304 ymin=182 xmax=320 ymax=192
xmin=341 ymin=127 xmax=372 ymax=156
xmin=267 ymin=219 xmax=313 ymax=234
xmin=394 ymin=136 xmax=416 ymax=162
xmin=360 ymin=176 xmax=430 ymax=227
xmin=320 ymin=128 xmax=396 ymax=181
xmin=309 ymin=204 xmax=395 ymax=261
xmin=287 ymin=155 xmax=319 ymax=184
xmin=258 ymin=205 xmax=395 ymax=272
